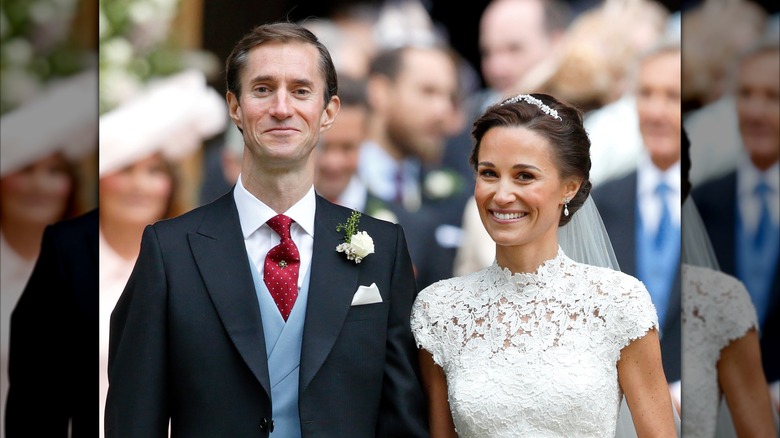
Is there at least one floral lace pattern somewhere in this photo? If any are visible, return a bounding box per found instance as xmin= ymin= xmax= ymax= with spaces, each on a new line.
xmin=411 ymin=247 xmax=659 ymax=437
xmin=681 ymin=264 xmax=758 ymax=438
xmin=411 ymin=247 xmax=658 ymax=437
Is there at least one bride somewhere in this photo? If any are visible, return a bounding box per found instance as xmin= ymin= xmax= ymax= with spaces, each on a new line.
xmin=410 ymin=93 xmax=676 ymax=436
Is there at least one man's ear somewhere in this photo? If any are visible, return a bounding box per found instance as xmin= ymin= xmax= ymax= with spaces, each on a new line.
xmin=226 ymin=91 xmax=242 ymax=130
xmin=321 ymin=95 xmax=341 ymax=132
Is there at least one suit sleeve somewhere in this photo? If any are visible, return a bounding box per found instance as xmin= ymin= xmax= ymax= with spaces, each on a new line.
xmin=105 ymin=225 xmax=169 ymax=437
xmin=6 ymin=225 xmax=71 ymax=436
xmin=376 ymin=224 xmax=430 ymax=437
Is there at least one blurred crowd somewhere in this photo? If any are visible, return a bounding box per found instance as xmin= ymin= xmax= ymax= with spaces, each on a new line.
xmin=0 ymin=0 xmax=778 ymax=436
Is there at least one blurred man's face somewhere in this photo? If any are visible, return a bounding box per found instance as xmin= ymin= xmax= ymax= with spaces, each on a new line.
xmin=314 ymin=105 xmax=366 ymax=202
xmin=736 ymin=50 xmax=780 ymax=171
xmin=479 ymin=0 xmax=554 ymax=95
xmin=384 ymin=48 xmax=458 ymax=164
xmin=636 ymin=50 xmax=682 ymax=171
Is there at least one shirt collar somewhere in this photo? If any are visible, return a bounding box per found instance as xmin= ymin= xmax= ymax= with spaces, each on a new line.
xmin=637 ymin=154 xmax=681 ymax=198
xmin=233 ymin=175 xmax=316 ymax=239
xmin=737 ymin=155 xmax=779 ymax=196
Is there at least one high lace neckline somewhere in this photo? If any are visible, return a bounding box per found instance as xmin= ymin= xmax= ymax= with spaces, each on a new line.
xmin=492 ymin=246 xmax=568 ymax=287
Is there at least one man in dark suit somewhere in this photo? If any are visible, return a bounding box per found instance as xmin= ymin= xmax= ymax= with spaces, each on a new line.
xmin=357 ymin=44 xmax=472 ymax=290
xmin=105 ymin=23 xmax=428 ymax=437
xmin=692 ymin=41 xmax=779 ymax=384
xmin=6 ymin=208 xmax=99 ymax=437
xmin=592 ymin=42 xmax=682 ymax=386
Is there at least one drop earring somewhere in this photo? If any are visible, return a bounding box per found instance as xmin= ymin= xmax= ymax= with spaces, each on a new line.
xmin=563 ymin=198 xmax=570 ymax=217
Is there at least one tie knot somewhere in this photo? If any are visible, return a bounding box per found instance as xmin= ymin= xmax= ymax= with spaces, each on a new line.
xmin=755 ymin=181 xmax=771 ymax=198
xmin=267 ymin=214 xmax=293 ymax=239
xmin=656 ymin=182 xmax=671 ymax=197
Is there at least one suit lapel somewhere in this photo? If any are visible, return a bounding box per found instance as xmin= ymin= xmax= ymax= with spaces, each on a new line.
xmin=300 ymin=196 xmax=360 ymax=392
xmin=188 ymin=191 xmax=272 ymax=398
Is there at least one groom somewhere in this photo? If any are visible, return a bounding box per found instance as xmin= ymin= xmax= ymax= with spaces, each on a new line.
xmin=105 ymin=22 xmax=428 ymax=437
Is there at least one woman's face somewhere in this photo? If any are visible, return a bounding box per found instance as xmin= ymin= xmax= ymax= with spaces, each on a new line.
xmin=0 ymin=152 xmax=73 ymax=227
xmin=474 ymin=126 xmax=577 ymax=250
xmin=99 ymin=153 xmax=173 ymax=227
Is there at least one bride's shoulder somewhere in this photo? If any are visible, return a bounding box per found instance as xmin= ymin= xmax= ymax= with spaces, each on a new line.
xmin=575 ymin=262 xmax=647 ymax=294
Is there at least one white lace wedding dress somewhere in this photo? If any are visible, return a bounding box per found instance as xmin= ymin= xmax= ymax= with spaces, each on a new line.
xmin=681 ymin=263 xmax=758 ymax=438
xmin=411 ymin=247 xmax=658 ymax=437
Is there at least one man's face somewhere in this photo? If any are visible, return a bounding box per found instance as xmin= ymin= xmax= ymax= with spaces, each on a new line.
xmin=479 ymin=0 xmax=553 ymax=95
xmin=315 ymin=105 xmax=367 ymax=202
xmin=383 ymin=48 xmax=458 ymax=164
xmin=226 ymin=41 xmax=339 ymax=172
xmin=736 ymin=50 xmax=780 ymax=170
xmin=636 ymin=50 xmax=682 ymax=171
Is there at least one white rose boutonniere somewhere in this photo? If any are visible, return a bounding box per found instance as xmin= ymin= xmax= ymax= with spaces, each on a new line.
xmin=336 ymin=211 xmax=374 ymax=263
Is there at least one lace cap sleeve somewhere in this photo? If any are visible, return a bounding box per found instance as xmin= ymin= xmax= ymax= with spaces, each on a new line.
xmin=603 ymin=271 xmax=660 ymax=354
xmin=683 ymin=264 xmax=759 ymax=352
xmin=410 ymin=280 xmax=453 ymax=369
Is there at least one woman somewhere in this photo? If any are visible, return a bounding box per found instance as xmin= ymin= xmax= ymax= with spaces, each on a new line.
xmin=410 ymin=93 xmax=676 ymax=436
xmin=97 ymin=68 xmax=226 ymax=437
xmin=98 ymin=150 xmax=190 ymax=438
xmin=680 ymin=128 xmax=776 ymax=437
xmin=0 ymin=151 xmax=82 ymax=432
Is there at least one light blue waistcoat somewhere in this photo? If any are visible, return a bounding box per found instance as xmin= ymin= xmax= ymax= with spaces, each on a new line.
xmin=248 ymin=257 xmax=311 ymax=438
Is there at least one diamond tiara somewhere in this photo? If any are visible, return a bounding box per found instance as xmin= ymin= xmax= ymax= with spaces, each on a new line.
xmin=500 ymin=94 xmax=562 ymax=121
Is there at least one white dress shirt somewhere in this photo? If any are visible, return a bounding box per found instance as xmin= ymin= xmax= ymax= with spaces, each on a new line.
xmin=737 ymin=157 xmax=779 ymax=235
xmin=233 ymin=176 xmax=315 ymax=290
xmin=637 ymin=154 xmax=682 ymax=235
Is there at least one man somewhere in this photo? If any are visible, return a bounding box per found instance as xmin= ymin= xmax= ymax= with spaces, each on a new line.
xmin=358 ymin=44 xmax=471 ymax=289
xmin=592 ymin=42 xmax=682 ymax=387
xmin=441 ymin=0 xmax=570 ymax=182
xmin=313 ymin=75 xmax=369 ymax=212
xmin=692 ymin=41 xmax=779 ymax=386
xmin=6 ymin=209 xmax=99 ymax=437
xmin=105 ymin=23 xmax=428 ymax=437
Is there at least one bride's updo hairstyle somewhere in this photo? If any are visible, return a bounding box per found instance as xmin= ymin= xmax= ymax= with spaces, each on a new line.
xmin=469 ymin=93 xmax=592 ymax=226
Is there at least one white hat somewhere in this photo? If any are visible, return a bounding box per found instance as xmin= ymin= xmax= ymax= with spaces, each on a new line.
xmin=99 ymin=69 xmax=227 ymax=176
xmin=0 ymin=70 xmax=98 ymax=176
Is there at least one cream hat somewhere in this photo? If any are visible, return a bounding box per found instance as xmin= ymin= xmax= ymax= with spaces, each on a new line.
xmin=0 ymin=70 xmax=98 ymax=176
xmin=99 ymin=69 xmax=227 ymax=176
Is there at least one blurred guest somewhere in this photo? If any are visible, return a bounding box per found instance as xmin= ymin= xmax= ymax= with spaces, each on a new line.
xmin=571 ymin=0 xmax=671 ymax=187
xmin=97 ymin=69 xmax=225 ymax=437
xmin=300 ymin=18 xmax=374 ymax=82
xmin=683 ymin=1 xmax=771 ymax=186
xmin=5 ymin=209 xmax=99 ymax=437
xmin=528 ymin=0 xmax=670 ymax=113
xmin=681 ymin=0 xmax=769 ymax=111
xmin=0 ymin=71 xmax=97 ymax=435
xmin=692 ymin=40 xmax=779 ymax=385
xmin=680 ymin=127 xmax=777 ymax=438
xmin=442 ymin=0 xmax=570 ymax=185
xmin=473 ymin=0 xmax=569 ymax=111
xmin=358 ymin=44 xmax=470 ymax=288
xmin=592 ymin=41 xmax=683 ymax=386
xmin=313 ymin=76 xmax=370 ymax=212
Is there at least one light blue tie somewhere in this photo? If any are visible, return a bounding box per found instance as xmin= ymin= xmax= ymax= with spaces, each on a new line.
xmin=753 ymin=181 xmax=771 ymax=250
xmin=655 ymin=182 xmax=672 ymax=249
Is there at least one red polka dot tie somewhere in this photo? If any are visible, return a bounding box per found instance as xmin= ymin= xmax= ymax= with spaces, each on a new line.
xmin=264 ymin=214 xmax=300 ymax=321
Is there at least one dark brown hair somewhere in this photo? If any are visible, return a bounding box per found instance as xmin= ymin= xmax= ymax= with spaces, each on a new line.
xmin=225 ymin=22 xmax=338 ymax=107
xmin=470 ymin=93 xmax=592 ymax=226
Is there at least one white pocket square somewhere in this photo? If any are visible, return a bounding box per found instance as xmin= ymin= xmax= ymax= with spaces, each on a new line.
xmin=351 ymin=283 xmax=382 ymax=306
